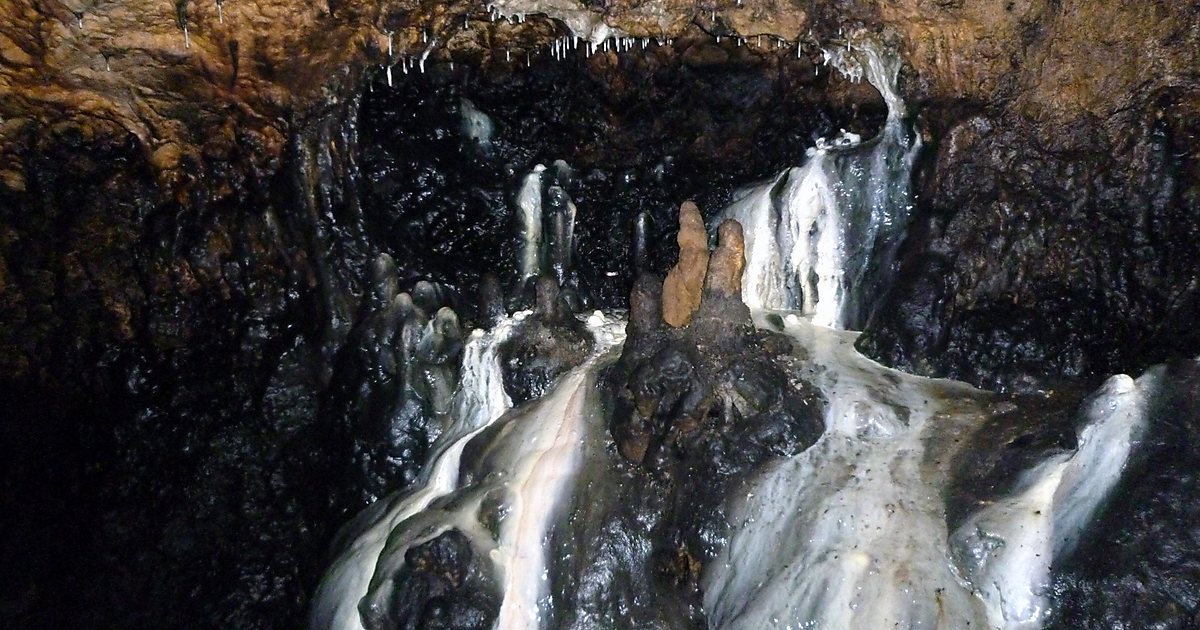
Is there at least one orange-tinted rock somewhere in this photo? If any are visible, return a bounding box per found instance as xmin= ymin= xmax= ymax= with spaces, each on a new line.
xmin=661 ymin=201 xmax=709 ymax=327
xmin=0 ymin=0 xmax=1192 ymax=207
xmin=704 ymin=219 xmax=745 ymax=297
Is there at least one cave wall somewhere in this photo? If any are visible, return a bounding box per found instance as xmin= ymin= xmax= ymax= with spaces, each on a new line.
xmin=0 ymin=26 xmax=881 ymax=627
xmin=859 ymin=90 xmax=1200 ymax=390
xmin=2 ymin=0 xmax=1196 ymax=389
xmin=854 ymin=0 xmax=1200 ymax=389
xmin=0 ymin=0 xmax=1198 ymax=626
xmin=0 ymin=98 xmax=386 ymax=625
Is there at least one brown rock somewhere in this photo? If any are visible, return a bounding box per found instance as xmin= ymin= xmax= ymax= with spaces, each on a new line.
xmin=704 ymin=219 xmax=745 ymax=297
xmin=629 ymin=273 xmax=664 ymax=335
xmin=661 ymin=201 xmax=709 ymax=327
xmin=534 ymin=275 xmax=560 ymax=318
xmin=150 ymin=143 xmax=183 ymax=173
xmin=681 ymin=41 xmax=729 ymax=67
xmin=676 ymin=201 xmax=708 ymax=251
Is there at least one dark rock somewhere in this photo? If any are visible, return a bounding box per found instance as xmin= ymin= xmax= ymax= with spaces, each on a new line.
xmin=579 ymin=263 xmax=823 ymax=626
xmin=533 ymin=275 xmax=571 ymax=324
xmin=629 ymin=273 xmax=666 ymax=338
xmin=860 ymin=101 xmax=1200 ymax=391
xmin=1050 ymin=359 xmax=1200 ymax=629
xmin=359 ymin=530 xmax=499 ymax=630
xmin=499 ymin=277 xmax=593 ymax=405
xmin=632 ymin=211 xmax=652 ymax=272
xmin=477 ymin=272 xmax=505 ymax=327
xmin=943 ymin=386 xmax=1089 ymax=533
xmin=623 ymin=345 xmax=711 ymax=464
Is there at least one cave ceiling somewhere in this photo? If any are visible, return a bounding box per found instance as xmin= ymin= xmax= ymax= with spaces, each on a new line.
xmin=0 ymin=0 xmax=1196 ymax=198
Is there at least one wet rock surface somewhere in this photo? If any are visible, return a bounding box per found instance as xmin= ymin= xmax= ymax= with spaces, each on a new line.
xmin=573 ymin=219 xmax=823 ymax=626
xmin=0 ymin=108 xmax=379 ymax=627
xmin=499 ymin=277 xmax=593 ymax=404
xmin=351 ymin=215 xmax=815 ymax=630
xmin=859 ymin=100 xmax=1200 ymax=390
xmin=355 ymin=43 xmax=871 ymax=309
xmin=0 ymin=0 xmax=1197 ymax=626
xmin=1050 ymin=359 xmax=1200 ymax=629
xmin=0 ymin=50 xmax=859 ymax=627
xmin=942 ymin=385 xmax=1089 ymax=533
xmin=362 ymin=530 xmax=499 ymax=630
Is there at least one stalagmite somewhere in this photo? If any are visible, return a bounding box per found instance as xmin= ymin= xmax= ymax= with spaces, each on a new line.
xmin=631 ymin=211 xmax=650 ymax=272
xmin=327 ymin=310 xmax=624 ymax=630
xmin=310 ymin=304 xmax=519 ymax=630
xmin=544 ymin=186 xmax=576 ymax=284
xmin=516 ymin=165 xmax=545 ymax=282
xmin=661 ymin=201 xmax=710 ymax=327
xmin=704 ymin=219 xmax=745 ymax=297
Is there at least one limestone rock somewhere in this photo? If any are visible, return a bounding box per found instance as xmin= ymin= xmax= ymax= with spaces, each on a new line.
xmin=704 ymin=219 xmax=745 ymax=298
xmin=500 ymin=276 xmax=593 ymax=405
xmin=661 ymin=201 xmax=710 ymax=327
xmin=0 ymin=0 xmax=1191 ymax=214
xmin=477 ymin=273 xmax=505 ymax=328
xmin=629 ymin=273 xmax=664 ymax=336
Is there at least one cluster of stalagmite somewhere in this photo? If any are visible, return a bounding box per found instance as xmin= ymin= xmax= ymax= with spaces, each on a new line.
xmin=661 ymin=200 xmax=746 ymax=327
xmin=609 ymin=199 xmax=820 ymax=470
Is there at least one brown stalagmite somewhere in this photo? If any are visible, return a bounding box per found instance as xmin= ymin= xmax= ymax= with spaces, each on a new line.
xmin=629 ymin=273 xmax=664 ymax=336
xmin=661 ymin=201 xmax=710 ymax=327
xmin=704 ymin=219 xmax=745 ymax=297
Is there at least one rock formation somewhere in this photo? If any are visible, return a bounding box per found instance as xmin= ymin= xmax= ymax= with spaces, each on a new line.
xmin=3 ymin=0 xmax=1193 ymax=214
xmin=661 ymin=200 xmax=709 ymax=327
xmin=2 ymin=0 xmax=1194 ymax=387
xmin=0 ymin=0 xmax=1196 ymax=626
xmin=499 ymin=275 xmax=593 ymax=404
xmin=597 ymin=212 xmax=822 ymax=625
xmin=703 ymin=219 xmax=744 ymax=298
xmin=613 ymin=213 xmax=813 ymax=466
